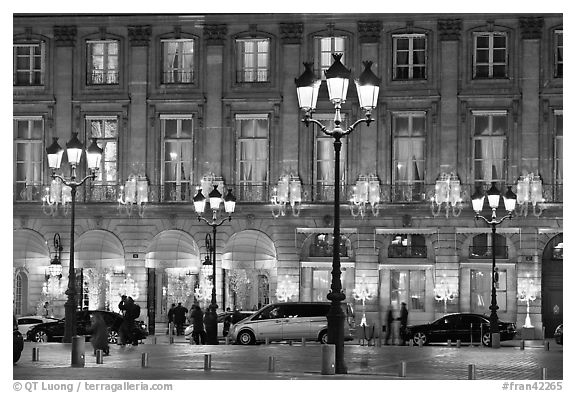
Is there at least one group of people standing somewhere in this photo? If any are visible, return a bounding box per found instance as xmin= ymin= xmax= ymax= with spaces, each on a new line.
xmin=384 ymin=302 xmax=409 ymax=345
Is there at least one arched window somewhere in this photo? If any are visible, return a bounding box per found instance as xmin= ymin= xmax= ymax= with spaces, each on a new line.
xmin=257 ymin=274 xmax=269 ymax=307
xmin=470 ymin=233 xmax=507 ymax=259
xmin=388 ymin=234 xmax=427 ymax=258
xmin=14 ymin=271 xmax=26 ymax=315
xmin=309 ymin=233 xmax=350 ymax=258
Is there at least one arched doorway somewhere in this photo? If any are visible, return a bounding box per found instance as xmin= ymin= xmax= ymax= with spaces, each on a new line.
xmin=542 ymin=233 xmax=562 ymax=337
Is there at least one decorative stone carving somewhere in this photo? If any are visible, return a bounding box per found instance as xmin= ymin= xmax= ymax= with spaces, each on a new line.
xmin=358 ymin=20 xmax=382 ymax=44
xmin=438 ymin=19 xmax=462 ymax=41
xmin=520 ymin=17 xmax=544 ymax=39
xmin=54 ymin=25 xmax=77 ymax=47
xmin=280 ymin=23 xmax=303 ymax=44
xmin=204 ymin=24 xmax=227 ymax=46
xmin=128 ymin=25 xmax=151 ymax=46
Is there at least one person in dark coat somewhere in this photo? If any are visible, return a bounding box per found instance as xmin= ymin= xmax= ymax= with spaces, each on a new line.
xmin=118 ymin=296 xmax=137 ymax=346
xmin=190 ymin=305 xmax=206 ymax=345
xmin=384 ymin=305 xmax=394 ymax=345
xmin=232 ymin=308 xmax=243 ymax=324
xmin=173 ymin=302 xmax=188 ymax=335
xmin=399 ymin=302 xmax=409 ymax=345
xmin=223 ymin=307 xmax=232 ymax=337
xmin=167 ymin=303 xmax=176 ymax=335
xmin=90 ymin=313 xmax=109 ymax=355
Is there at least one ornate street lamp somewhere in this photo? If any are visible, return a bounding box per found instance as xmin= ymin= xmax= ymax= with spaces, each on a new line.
xmin=295 ymin=54 xmax=380 ymax=373
xmin=46 ymin=133 xmax=102 ymax=342
xmin=471 ymin=183 xmax=516 ymax=348
xmin=193 ymin=185 xmax=236 ymax=344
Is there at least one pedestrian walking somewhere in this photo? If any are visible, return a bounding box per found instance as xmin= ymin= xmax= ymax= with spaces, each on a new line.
xmin=89 ymin=313 xmax=110 ymax=356
xmin=118 ymin=296 xmax=140 ymax=346
xmin=190 ymin=305 xmax=206 ymax=345
xmin=232 ymin=308 xmax=243 ymax=324
xmin=167 ymin=303 xmax=176 ymax=335
xmin=384 ymin=305 xmax=394 ymax=345
xmin=223 ymin=307 xmax=232 ymax=337
xmin=173 ymin=302 xmax=188 ymax=335
xmin=118 ymin=295 xmax=127 ymax=316
xmin=399 ymin=302 xmax=409 ymax=345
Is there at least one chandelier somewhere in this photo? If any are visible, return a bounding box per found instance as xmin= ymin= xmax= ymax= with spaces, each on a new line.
xmin=516 ymin=173 xmax=545 ymax=217
xmin=349 ymin=174 xmax=380 ymax=218
xmin=517 ymin=277 xmax=539 ymax=328
xmin=118 ymin=174 xmax=149 ymax=218
xmin=276 ymin=275 xmax=299 ymax=302
xmin=431 ymin=172 xmax=463 ymax=218
xmin=118 ymin=273 xmax=140 ymax=300
xmin=42 ymin=178 xmax=71 ymax=216
xmin=271 ymin=174 xmax=302 ymax=218
xmin=434 ymin=275 xmax=456 ymax=314
xmin=352 ymin=275 xmax=373 ymax=326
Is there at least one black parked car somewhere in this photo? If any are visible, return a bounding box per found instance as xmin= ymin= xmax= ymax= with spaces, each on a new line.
xmin=405 ymin=313 xmax=517 ymax=347
xmin=554 ymin=324 xmax=563 ymax=345
xmin=26 ymin=310 xmax=148 ymax=344
xmin=13 ymin=315 xmax=24 ymax=363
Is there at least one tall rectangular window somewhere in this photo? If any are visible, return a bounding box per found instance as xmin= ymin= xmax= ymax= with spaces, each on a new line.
xmin=312 ymin=269 xmax=348 ymax=302
xmin=473 ymin=32 xmax=508 ymax=79
xmin=236 ymin=114 xmax=269 ymax=201
xmin=472 ymin=111 xmax=507 ymax=186
xmin=314 ymin=114 xmax=347 ymax=201
xmin=13 ymin=42 xmax=45 ymax=86
xmin=554 ymin=30 xmax=563 ymax=78
xmin=391 ymin=270 xmax=425 ymax=311
xmin=471 ymin=269 xmax=507 ymax=313
xmin=86 ymin=117 xmax=118 ymax=201
xmin=554 ymin=110 xmax=563 ymax=200
xmin=162 ymin=39 xmax=195 ymax=84
xmin=14 ymin=117 xmax=43 ymax=201
xmin=392 ymin=112 xmax=426 ymax=202
xmin=161 ymin=115 xmax=193 ymax=202
xmin=314 ymin=36 xmax=347 ymax=79
xmin=393 ymin=34 xmax=427 ymax=80
xmin=236 ymin=38 xmax=270 ymax=82
xmin=87 ymin=40 xmax=119 ymax=85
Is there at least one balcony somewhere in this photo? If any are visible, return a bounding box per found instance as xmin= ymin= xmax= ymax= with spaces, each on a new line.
xmin=469 ymin=246 xmax=509 ymax=259
xmin=388 ymin=245 xmax=428 ymax=258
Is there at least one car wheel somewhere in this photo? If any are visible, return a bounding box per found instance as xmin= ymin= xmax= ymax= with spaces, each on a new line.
xmin=34 ymin=330 xmax=48 ymax=343
xmin=107 ymin=329 xmax=119 ymax=344
xmin=319 ymin=330 xmax=329 ymax=344
xmin=237 ymin=330 xmax=255 ymax=345
xmin=481 ymin=332 xmax=491 ymax=347
xmin=413 ymin=332 xmax=427 ymax=346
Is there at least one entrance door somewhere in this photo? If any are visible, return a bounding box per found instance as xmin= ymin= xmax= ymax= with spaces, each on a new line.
xmin=542 ymin=234 xmax=563 ymax=338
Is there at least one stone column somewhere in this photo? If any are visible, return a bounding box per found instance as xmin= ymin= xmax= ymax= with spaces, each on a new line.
xmin=52 ymin=26 xmax=77 ymax=140
xmin=437 ymin=19 xmax=462 ymax=176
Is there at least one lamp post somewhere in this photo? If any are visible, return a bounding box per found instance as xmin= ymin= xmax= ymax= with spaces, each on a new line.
xmin=471 ymin=182 xmax=516 ymax=348
xmin=45 ymin=133 xmax=103 ymax=343
xmin=295 ymin=54 xmax=380 ymax=373
xmin=193 ymin=185 xmax=236 ymax=344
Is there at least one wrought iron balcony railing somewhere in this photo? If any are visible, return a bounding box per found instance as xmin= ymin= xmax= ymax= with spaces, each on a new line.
xmin=388 ymin=245 xmax=428 ymax=258
xmin=14 ymin=182 xmax=564 ymax=206
xmin=469 ymin=246 xmax=509 ymax=259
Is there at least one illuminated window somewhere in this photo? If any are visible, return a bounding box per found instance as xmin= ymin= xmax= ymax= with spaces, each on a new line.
xmin=236 ymin=38 xmax=270 ymax=82
xmin=161 ymin=39 xmax=195 ymax=84
xmin=391 ymin=270 xmax=425 ymax=311
xmin=471 ymin=269 xmax=507 ymax=312
xmin=87 ymin=40 xmax=119 ymax=85
xmin=161 ymin=115 xmax=193 ymax=202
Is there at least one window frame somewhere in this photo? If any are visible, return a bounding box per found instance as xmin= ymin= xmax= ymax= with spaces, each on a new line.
xmin=14 ymin=116 xmax=44 ymax=202
xmin=313 ymin=35 xmax=348 ymax=79
xmin=160 ymin=38 xmax=197 ymax=85
xmin=392 ymin=33 xmax=427 ymax=81
xmin=86 ymin=39 xmax=120 ymax=86
xmin=313 ymin=113 xmax=347 ymax=201
xmin=472 ymin=32 xmax=508 ymax=79
xmin=85 ymin=116 xmax=119 ymax=186
xmin=160 ymin=114 xmax=194 ymax=202
xmin=470 ymin=268 xmax=508 ymax=312
xmin=390 ymin=269 xmax=426 ymax=311
xmin=13 ymin=41 xmax=45 ymax=86
xmin=235 ymin=37 xmax=271 ymax=83
xmin=554 ymin=29 xmax=563 ymax=79
xmin=471 ymin=110 xmax=508 ymax=186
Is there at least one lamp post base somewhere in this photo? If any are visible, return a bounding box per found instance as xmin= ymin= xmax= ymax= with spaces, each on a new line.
xmin=491 ymin=332 xmax=501 ymax=348
xmin=326 ymin=300 xmax=347 ymax=374
xmin=205 ymin=306 xmax=219 ymax=345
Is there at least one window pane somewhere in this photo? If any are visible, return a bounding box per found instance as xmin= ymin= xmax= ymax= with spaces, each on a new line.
xmin=396 ymin=52 xmax=408 ymax=65
xmin=396 ymin=38 xmax=409 ymax=50
xmin=493 ymin=35 xmax=506 ymax=48
xmin=493 ymin=48 xmax=506 ymax=63
xmin=476 ymin=36 xmax=489 ymax=48
xmin=476 ymin=49 xmax=489 ymax=63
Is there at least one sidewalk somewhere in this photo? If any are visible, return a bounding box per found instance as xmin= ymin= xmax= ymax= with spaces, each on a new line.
xmin=13 ymin=337 xmax=563 ymax=380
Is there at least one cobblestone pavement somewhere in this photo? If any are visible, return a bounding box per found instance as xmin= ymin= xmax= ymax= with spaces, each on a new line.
xmin=13 ymin=338 xmax=563 ymax=381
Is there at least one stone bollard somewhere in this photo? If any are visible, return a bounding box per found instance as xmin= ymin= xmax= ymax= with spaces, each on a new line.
xmin=141 ymin=353 xmax=149 ymax=368
xmin=204 ymin=354 xmax=212 ymax=371
xmin=265 ymin=337 xmax=270 ymax=345
xmin=320 ymin=344 xmax=335 ymax=375
xmin=520 ymin=340 xmax=525 ymax=350
xmin=468 ymin=364 xmax=476 ymax=380
xmin=447 ymin=339 xmax=452 ymax=347
xmin=96 ymin=349 xmax=104 ymax=364
xmin=153 ymin=336 xmax=157 ymax=345
xmin=32 ymin=347 xmax=40 ymax=361
xmin=268 ymin=356 xmax=276 ymax=372
xmin=399 ymin=361 xmax=407 ymax=377
xmin=541 ymin=367 xmax=547 ymax=380
xmin=301 ymin=337 xmax=306 ymax=346
xmin=71 ymin=336 xmax=85 ymax=368
xmin=456 ymin=339 xmax=461 ymax=348
xmin=544 ymin=341 xmax=550 ymax=351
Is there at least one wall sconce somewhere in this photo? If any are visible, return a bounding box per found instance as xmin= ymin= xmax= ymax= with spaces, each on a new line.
xmin=516 ymin=173 xmax=545 ymax=217
xmin=434 ymin=275 xmax=456 ymax=314
xmin=352 ymin=275 xmax=373 ymax=326
xmin=42 ymin=178 xmax=71 ymax=216
xmin=517 ymin=278 xmax=539 ymax=328
xmin=118 ymin=174 xmax=149 ymax=218
xmin=349 ymin=174 xmax=380 ymax=219
xmin=271 ymin=174 xmax=302 ymax=218
xmin=276 ymin=275 xmax=298 ymax=302
xmin=431 ymin=172 xmax=462 ymax=218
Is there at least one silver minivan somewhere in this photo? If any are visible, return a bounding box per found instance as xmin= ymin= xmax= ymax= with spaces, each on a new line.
xmin=229 ymin=302 xmax=355 ymax=345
